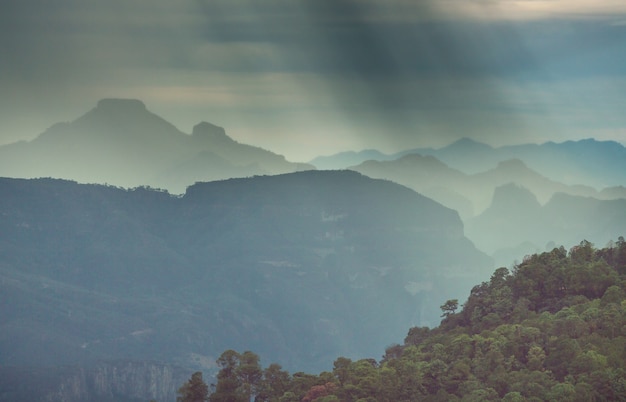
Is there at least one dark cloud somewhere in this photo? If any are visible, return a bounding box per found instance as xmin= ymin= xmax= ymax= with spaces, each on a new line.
xmin=1 ymin=0 xmax=626 ymax=158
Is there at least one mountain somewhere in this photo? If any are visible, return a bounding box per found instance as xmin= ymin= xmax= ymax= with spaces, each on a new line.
xmin=350 ymin=156 xmax=599 ymax=219
xmin=0 ymin=99 xmax=313 ymax=193
xmin=350 ymin=155 xmax=624 ymax=266
xmin=0 ymin=171 xmax=493 ymax=399
xmin=0 ymin=362 xmax=190 ymax=402
xmin=311 ymin=137 xmax=626 ymax=190
xmin=498 ymin=139 xmax=626 ymax=188
xmin=201 ymin=241 xmax=626 ymax=402
xmin=308 ymin=150 xmax=395 ymax=170
xmin=465 ymin=184 xmax=544 ymax=258
xmin=466 ymin=186 xmax=626 ymax=265
xmin=470 ymin=158 xmax=598 ymax=210
xmin=350 ymin=154 xmax=475 ymax=218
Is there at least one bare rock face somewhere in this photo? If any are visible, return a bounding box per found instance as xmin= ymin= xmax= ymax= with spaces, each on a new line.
xmin=0 ymin=362 xmax=191 ymax=402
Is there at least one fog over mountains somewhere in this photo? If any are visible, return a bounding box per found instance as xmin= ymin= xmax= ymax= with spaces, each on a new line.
xmin=2 ymin=98 xmax=624 ymax=272
xmin=2 ymin=98 xmax=624 ymax=268
xmin=1 ymin=98 xmax=625 ymax=400
xmin=0 ymin=172 xmax=492 ymax=400
xmin=0 ymin=99 xmax=312 ymax=193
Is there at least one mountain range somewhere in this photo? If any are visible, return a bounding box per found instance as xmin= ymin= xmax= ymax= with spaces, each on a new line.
xmin=0 ymin=99 xmax=312 ymax=193
xmin=466 ymin=184 xmax=626 ymax=266
xmin=350 ymin=155 xmax=624 ymax=219
xmin=0 ymin=172 xmax=493 ymax=399
xmin=312 ymin=137 xmax=626 ymax=189
xmin=350 ymin=153 xmax=626 ymax=265
xmin=1 ymin=98 xmax=625 ymax=400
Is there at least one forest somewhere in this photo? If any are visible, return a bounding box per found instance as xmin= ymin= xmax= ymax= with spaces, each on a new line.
xmin=178 ymin=238 xmax=626 ymax=402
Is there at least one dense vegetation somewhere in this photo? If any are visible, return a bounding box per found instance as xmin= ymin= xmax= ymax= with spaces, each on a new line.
xmin=181 ymin=239 xmax=626 ymax=401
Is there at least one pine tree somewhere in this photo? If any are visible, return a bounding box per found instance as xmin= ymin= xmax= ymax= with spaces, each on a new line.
xmin=177 ymin=371 xmax=209 ymax=402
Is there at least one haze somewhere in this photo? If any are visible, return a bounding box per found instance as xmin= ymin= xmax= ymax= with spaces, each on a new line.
xmin=2 ymin=0 xmax=626 ymax=161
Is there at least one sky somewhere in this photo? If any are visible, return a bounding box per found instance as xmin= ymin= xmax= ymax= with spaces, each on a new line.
xmin=2 ymin=0 xmax=626 ymax=162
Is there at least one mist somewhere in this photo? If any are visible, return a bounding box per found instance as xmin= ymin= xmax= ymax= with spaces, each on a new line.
xmin=2 ymin=1 xmax=626 ymax=161
xmin=1 ymin=1 xmax=626 ymax=400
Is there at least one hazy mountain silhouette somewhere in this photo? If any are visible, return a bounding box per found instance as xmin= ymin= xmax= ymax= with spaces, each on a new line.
xmin=350 ymin=156 xmax=600 ymax=219
xmin=350 ymin=154 xmax=475 ymax=218
xmin=496 ymin=139 xmax=626 ymax=187
xmin=0 ymin=172 xmax=492 ymax=378
xmin=312 ymin=137 xmax=626 ymax=190
xmin=309 ymin=149 xmax=395 ymax=170
xmin=0 ymin=99 xmax=313 ymax=193
xmin=467 ymin=185 xmax=626 ymax=266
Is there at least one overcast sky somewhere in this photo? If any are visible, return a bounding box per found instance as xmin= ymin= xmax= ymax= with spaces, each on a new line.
xmin=2 ymin=0 xmax=626 ymax=161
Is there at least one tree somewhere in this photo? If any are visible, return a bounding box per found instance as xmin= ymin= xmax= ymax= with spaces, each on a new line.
xmin=256 ymin=363 xmax=291 ymax=401
xmin=440 ymin=299 xmax=459 ymax=318
xmin=237 ymin=350 xmax=263 ymax=401
xmin=210 ymin=350 xmax=246 ymax=402
xmin=177 ymin=372 xmax=209 ymax=402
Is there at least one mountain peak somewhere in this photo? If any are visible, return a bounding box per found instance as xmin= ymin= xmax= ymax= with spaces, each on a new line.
xmin=490 ymin=183 xmax=541 ymax=211
xmin=192 ymin=121 xmax=233 ymax=143
xmin=447 ymin=137 xmax=492 ymax=150
xmin=191 ymin=121 xmax=229 ymax=139
xmin=95 ymin=98 xmax=146 ymax=113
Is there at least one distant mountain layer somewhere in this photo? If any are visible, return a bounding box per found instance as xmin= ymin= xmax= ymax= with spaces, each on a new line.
xmin=312 ymin=137 xmax=626 ymax=189
xmin=466 ymin=184 xmax=626 ymax=264
xmin=0 ymin=99 xmax=313 ymax=193
xmin=349 ymin=154 xmax=626 ymax=267
xmin=0 ymin=171 xmax=492 ymax=381
xmin=350 ymin=155 xmax=604 ymax=218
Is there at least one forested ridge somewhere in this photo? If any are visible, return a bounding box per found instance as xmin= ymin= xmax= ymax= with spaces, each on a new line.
xmin=183 ymin=239 xmax=626 ymax=402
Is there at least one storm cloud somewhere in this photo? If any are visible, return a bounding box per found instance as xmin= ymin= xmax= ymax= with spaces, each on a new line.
xmin=2 ymin=0 xmax=626 ymax=160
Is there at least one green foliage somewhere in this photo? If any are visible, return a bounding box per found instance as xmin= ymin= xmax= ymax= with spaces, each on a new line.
xmin=210 ymin=350 xmax=264 ymax=402
xmin=203 ymin=240 xmax=626 ymax=401
xmin=177 ymin=371 xmax=209 ymax=402
xmin=440 ymin=299 xmax=459 ymax=318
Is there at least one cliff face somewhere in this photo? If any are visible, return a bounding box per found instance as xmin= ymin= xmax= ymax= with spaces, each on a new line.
xmin=0 ymin=361 xmax=190 ymax=402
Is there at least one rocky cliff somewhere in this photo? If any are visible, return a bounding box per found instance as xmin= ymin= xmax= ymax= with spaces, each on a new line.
xmin=0 ymin=361 xmax=190 ymax=402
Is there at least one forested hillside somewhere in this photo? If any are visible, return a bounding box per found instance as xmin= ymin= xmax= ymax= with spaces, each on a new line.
xmin=200 ymin=239 xmax=626 ymax=402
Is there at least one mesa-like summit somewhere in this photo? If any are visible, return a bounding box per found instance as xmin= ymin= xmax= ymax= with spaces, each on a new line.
xmin=0 ymin=98 xmax=313 ymax=193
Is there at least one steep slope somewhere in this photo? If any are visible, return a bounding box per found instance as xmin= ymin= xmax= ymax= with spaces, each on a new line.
xmin=0 ymin=99 xmax=312 ymax=193
xmin=219 ymin=242 xmax=626 ymax=402
xmin=465 ymin=183 xmax=543 ymax=256
xmin=0 ymin=172 xmax=492 ymax=380
xmin=349 ymin=154 xmax=474 ymax=218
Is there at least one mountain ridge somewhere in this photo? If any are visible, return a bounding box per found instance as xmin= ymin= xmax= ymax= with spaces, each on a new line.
xmin=0 ymin=171 xmax=493 ymax=376
xmin=0 ymin=98 xmax=313 ymax=193
xmin=313 ymin=137 xmax=626 ymax=189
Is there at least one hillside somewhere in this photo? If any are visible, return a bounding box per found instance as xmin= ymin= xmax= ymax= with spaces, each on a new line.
xmin=0 ymin=171 xmax=492 ymax=399
xmin=203 ymin=240 xmax=626 ymax=402
xmin=0 ymin=99 xmax=312 ymax=193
